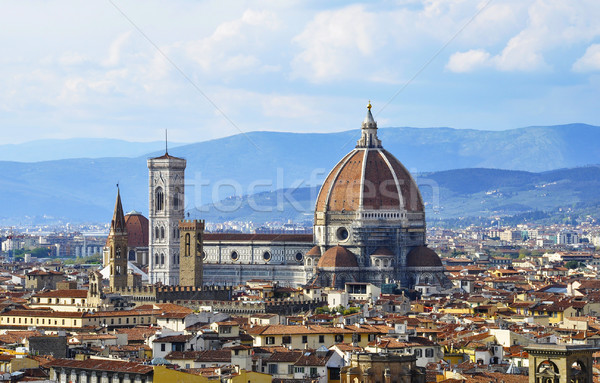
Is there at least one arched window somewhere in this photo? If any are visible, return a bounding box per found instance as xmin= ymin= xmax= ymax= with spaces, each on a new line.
xmin=115 ymin=246 xmax=121 ymax=259
xmin=185 ymin=233 xmax=191 ymax=256
xmin=160 ymin=227 xmax=165 ymax=239
xmin=160 ymin=254 xmax=165 ymax=265
xmin=155 ymin=187 xmax=164 ymax=211
xmin=155 ymin=227 xmax=159 ymax=240
xmin=128 ymin=249 xmax=136 ymax=261
xmin=155 ymin=254 xmax=159 ymax=265
xmin=173 ymin=187 xmax=180 ymax=210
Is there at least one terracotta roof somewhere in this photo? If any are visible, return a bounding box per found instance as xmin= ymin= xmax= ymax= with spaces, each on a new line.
xmin=294 ymin=350 xmax=334 ymax=366
xmin=151 ymin=152 xmax=184 ymax=161
xmin=406 ymin=246 xmax=443 ymax=267
xmin=32 ymin=290 xmax=88 ymax=299
xmin=306 ymin=246 xmax=321 ymax=256
xmin=2 ymin=309 xmax=85 ymax=318
xmin=46 ymin=358 xmax=153 ymax=374
xmin=26 ymin=270 xmax=63 ymax=276
xmin=317 ymin=246 xmax=358 ymax=268
xmin=154 ymin=334 xmax=193 ymax=343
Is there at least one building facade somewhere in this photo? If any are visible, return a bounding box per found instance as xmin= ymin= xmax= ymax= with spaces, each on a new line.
xmin=148 ymin=152 xmax=186 ymax=285
xmin=141 ymin=104 xmax=448 ymax=291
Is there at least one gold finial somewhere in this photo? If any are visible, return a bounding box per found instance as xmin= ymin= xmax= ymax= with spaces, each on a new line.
xmin=367 ymin=100 xmax=372 ymax=110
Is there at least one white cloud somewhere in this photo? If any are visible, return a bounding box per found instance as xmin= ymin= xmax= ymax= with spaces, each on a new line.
xmin=102 ymin=32 xmax=132 ymax=67
xmin=573 ymin=44 xmax=600 ymax=72
xmin=291 ymin=5 xmax=381 ymax=82
xmin=446 ymin=0 xmax=600 ymax=73
xmin=446 ymin=49 xmax=491 ymax=72
xmin=184 ymin=9 xmax=281 ymax=75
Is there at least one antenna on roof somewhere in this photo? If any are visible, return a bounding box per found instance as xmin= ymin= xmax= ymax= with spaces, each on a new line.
xmin=165 ymin=129 xmax=168 ymax=155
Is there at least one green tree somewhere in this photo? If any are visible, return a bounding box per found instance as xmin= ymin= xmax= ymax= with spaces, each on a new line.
xmin=566 ymin=260 xmax=580 ymax=269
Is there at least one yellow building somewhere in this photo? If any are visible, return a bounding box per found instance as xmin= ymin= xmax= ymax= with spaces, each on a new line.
xmin=246 ymin=324 xmax=386 ymax=349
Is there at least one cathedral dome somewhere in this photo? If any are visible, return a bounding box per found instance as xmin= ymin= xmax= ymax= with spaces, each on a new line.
xmin=317 ymin=246 xmax=359 ymax=268
xmin=315 ymin=105 xmax=423 ymax=214
xmin=406 ymin=246 xmax=443 ymax=267
xmin=125 ymin=212 xmax=149 ymax=248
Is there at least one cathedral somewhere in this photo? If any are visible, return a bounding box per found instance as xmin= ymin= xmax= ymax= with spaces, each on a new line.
xmin=107 ymin=104 xmax=450 ymax=292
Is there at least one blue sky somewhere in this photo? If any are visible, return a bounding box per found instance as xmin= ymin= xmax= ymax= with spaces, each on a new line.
xmin=1 ymin=0 xmax=599 ymax=144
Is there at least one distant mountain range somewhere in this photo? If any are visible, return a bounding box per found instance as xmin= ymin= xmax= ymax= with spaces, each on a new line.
xmin=0 ymin=138 xmax=184 ymax=162
xmin=190 ymin=166 xmax=600 ymax=227
xmin=1 ymin=123 xmax=599 ymax=224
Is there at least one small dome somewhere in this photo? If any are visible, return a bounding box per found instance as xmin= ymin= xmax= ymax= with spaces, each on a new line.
xmin=317 ymin=246 xmax=359 ymax=268
xmin=371 ymin=247 xmax=395 ymax=256
xmin=125 ymin=212 xmax=149 ymax=248
xmin=306 ymin=246 xmax=321 ymax=256
xmin=406 ymin=246 xmax=442 ymax=267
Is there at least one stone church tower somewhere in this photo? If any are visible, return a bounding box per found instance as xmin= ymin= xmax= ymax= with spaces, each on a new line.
xmin=148 ymin=150 xmax=186 ymax=285
xmin=178 ymin=219 xmax=205 ymax=288
xmin=108 ymin=188 xmax=128 ymax=290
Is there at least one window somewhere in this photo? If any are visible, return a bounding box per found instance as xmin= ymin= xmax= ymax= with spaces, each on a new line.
xmin=288 ymin=365 xmax=294 ymax=375
xmin=319 ymin=335 xmax=325 ymax=343
xmin=161 ymin=344 xmax=166 ymax=352
xmin=268 ymin=364 xmax=278 ymax=375
xmin=426 ymin=348 xmax=434 ymax=358
xmin=282 ymin=336 xmax=291 ymax=344
xmin=302 ymin=335 xmax=308 ymax=344
xmin=173 ymin=188 xmax=180 ymax=210
xmin=330 ymin=367 xmax=341 ymax=381
xmin=155 ymin=187 xmax=164 ymax=211
xmin=335 ymin=334 xmax=343 ymax=343
xmin=128 ymin=250 xmax=136 ymax=261
xmin=160 ymin=227 xmax=165 ymax=239
xmin=310 ymin=367 xmax=318 ymax=377
xmin=185 ymin=233 xmax=191 ymax=256
xmin=415 ymin=349 xmax=422 ymax=357
xmin=266 ymin=337 xmax=275 ymax=345
xmin=115 ymin=246 xmax=121 ymax=259
xmin=295 ymin=367 xmax=305 ymax=374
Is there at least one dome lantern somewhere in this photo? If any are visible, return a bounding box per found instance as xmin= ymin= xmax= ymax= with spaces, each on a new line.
xmin=356 ymin=101 xmax=382 ymax=149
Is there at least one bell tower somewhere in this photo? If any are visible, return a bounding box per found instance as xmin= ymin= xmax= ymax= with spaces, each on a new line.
xmin=179 ymin=219 xmax=205 ymax=288
xmin=108 ymin=188 xmax=128 ymax=291
xmin=148 ymin=146 xmax=186 ymax=286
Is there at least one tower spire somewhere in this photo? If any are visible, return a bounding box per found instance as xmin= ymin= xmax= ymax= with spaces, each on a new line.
xmin=110 ymin=185 xmax=127 ymax=235
xmin=356 ymin=101 xmax=382 ymax=148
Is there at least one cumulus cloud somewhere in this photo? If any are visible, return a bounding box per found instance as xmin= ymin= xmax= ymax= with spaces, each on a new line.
xmin=291 ymin=5 xmax=381 ymax=82
xmin=447 ymin=0 xmax=600 ymax=73
xmin=446 ymin=49 xmax=491 ymax=72
xmin=184 ymin=9 xmax=281 ymax=75
xmin=573 ymin=44 xmax=600 ymax=72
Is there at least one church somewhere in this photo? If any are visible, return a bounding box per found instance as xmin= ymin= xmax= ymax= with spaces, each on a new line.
xmin=107 ymin=104 xmax=450 ymax=292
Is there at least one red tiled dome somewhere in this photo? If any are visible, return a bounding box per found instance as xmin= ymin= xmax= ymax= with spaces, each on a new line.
xmin=406 ymin=246 xmax=442 ymax=267
xmin=315 ymin=106 xmax=423 ymax=218
xmin=317 ymin=246 xmax=359 ymax=268
xmin=306 ymin=246 xmax=321 ymax=256
xmin=125 ymin=212 xmax=149 ymax=248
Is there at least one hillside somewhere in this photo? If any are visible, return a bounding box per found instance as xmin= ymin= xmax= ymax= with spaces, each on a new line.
xmin=191 ymin=166 xmax=600 ymax=227
xmin=0 ymin=123 xmax=599 ymax=223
